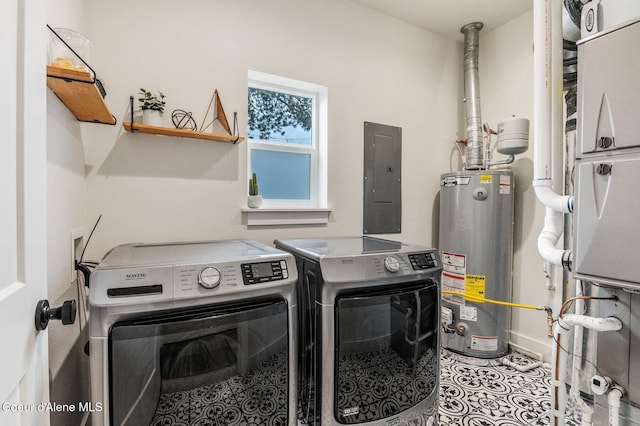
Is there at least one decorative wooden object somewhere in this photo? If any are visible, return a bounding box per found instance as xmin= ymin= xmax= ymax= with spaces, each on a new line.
xmin=122 ymin=122 xmax=244 ymax=143
xmin=200 ymin=90 xmax=233 ymax=135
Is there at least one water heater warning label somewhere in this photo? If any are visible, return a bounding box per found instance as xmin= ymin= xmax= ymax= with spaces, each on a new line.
xmin=471 ymin=335 xmax=498 ymax=351
xmin=499 ymin=175 xmax=511 ymax=194
xmin=465 ymin=274 xmax=486 ymax=299
xmin=442 ymin=252 xmax=465 ymax=274
xmin=442 ymin=252 xmax=466 ymax=305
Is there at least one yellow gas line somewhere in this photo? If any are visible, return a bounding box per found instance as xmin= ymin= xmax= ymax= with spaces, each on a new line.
xmin=441 ymin=290 xmax=553 ymax=336
xmin=441 ymin=289 xmax=544 ymax=311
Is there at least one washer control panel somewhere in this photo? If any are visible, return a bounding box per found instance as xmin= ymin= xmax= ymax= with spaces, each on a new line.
xmin=408 ymin=252 xmax=438 ymax=270
xmin=241 ymin=260 xmax=289 ymax=285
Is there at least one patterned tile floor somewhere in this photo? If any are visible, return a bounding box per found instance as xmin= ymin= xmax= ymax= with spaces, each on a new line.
xmin=149 ymin=347 xmax=578 ymax=425
xmin=336 ymin=345 xmax=438 ymax=424
xmin=439 ymin=349 xmax=580 ymax=425
xmin=150 ymin=349 xmax=288 ymax=426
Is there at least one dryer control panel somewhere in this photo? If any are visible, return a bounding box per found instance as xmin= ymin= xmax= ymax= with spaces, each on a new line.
xmin=241 ymin=260 xmax=289 ymax=285
xmin=408 ymin=252 xmax=438 ymax=270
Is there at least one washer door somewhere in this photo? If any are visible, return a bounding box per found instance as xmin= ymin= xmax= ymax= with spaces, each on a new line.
xmin=109 ymin=298 xmax=289 ymax=425
xmin=334 ymin=281 xmax=438 ymax=424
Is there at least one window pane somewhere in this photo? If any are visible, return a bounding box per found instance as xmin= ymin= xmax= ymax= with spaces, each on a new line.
xmin=248 ymin=88 xmax=312 ymax=145
xmin=251 ymin=150 xmax=311 ymax=200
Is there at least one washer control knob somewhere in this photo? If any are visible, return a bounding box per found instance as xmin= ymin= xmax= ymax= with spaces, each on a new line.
xmin=384 ymin=256 xmax=400 ymax=273
xmin=199 ymin=266 xmax=221 ymax=289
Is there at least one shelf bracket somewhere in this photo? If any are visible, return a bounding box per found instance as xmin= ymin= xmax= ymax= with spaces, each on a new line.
xmin=129 ymin=96 xmax=136 ymax=132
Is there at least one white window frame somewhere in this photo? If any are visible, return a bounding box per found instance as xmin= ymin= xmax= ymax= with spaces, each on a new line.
xmin=247 ymin=70 xmax=327 ymax=209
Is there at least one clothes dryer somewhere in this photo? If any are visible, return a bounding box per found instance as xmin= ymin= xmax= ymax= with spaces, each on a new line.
xmin=274 ymin=236 xmax=441 ymax=426
xmin=88 ymin=240 xmax=298 ymax=426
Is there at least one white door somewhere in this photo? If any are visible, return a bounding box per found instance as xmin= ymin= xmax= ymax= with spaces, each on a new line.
xmin=0 ymin=1 xmax=49 ymax=425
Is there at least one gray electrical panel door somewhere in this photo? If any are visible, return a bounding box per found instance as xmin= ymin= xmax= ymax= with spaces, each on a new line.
xmin=363 ymin=122 xmax=401 ymax=234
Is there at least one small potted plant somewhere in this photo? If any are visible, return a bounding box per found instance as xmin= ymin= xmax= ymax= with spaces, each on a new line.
xmin=138 ymin=88 xmax=165 ymax=126
xmin=248 ymin=172 xmax=263 ymax=208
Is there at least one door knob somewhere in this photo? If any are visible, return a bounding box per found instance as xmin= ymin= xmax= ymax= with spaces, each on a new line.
xmin=34 ymin=299 xmax=77 ymax=331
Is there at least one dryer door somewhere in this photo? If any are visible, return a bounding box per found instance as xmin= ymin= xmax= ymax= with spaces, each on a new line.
xmin=334 ymin=281 xmax=438 ymax=424
xmin=109 ymin=298 xmax=289 ymax=425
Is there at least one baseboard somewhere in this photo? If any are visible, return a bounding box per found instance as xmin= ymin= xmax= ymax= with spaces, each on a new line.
xmin=509 ymin=331 xmax=553 ymax=363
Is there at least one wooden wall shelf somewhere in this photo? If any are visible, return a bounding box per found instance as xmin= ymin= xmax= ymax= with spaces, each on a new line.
xmin=46 ymin=66 xmax=116 ymax=125
xmin=123 ymin=122 xmax=244 ymax=144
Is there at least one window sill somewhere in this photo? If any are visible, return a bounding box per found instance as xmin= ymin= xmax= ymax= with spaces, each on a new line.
xmin=241 ymin=207 xmax=331 ymax=226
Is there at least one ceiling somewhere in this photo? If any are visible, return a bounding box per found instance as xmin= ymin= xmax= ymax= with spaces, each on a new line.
xmin=351 ymin=0 xmax=533 ymax=39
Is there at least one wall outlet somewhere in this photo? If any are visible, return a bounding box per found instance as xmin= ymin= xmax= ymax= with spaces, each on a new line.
xmin=70 ymin=228 xmax=85 ymax=285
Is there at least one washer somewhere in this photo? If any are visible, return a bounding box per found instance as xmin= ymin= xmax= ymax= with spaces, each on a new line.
xmin=274 ymin=236 xmax=441 ymax=426
xmin=88 ymin=240 xmax=298 ymax=426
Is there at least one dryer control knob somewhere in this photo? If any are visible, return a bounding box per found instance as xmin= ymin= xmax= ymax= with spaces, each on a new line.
xmin=384 ymin=256 xmax=400 ymax=273
xmin=199 ymin=266 xmax=221 ymax=289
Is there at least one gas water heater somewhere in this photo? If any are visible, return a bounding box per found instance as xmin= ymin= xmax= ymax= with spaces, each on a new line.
xmin=438 ymin=22 xmax=525 ymax=358
xmin=439 ymin=170 xmax=514 ymax=358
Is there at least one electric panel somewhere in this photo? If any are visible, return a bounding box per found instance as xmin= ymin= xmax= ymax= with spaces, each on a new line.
xmin=363 ymin=121 xmax=401 ymax=234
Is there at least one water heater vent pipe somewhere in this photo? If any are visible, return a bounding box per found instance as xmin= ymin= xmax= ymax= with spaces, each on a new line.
xmin=461 ymin=22 xmax=485 ymax=170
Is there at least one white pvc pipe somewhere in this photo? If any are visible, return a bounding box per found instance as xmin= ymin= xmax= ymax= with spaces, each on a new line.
xmin=608 ymin=386 xmax=623 ymax=426
xmin=501 ymin=356 xmax=542 ymax=372
xmin=552 ymin=323 xmax=570 ymax=425
xmin=535 ymin=185 xmax=574 ymax=213
xmin=558 ymin=315 xmax=622 ymax=333
xmin=533 ymin=0 xmax=552 ymax=182
xmin=579 ymin=403 xmax=593 ymax=426
xmin=570 ymin=288 xmax=594 ymax=426
xmin=551 ymin=315 xmax=623 ymax=425
xmin=533 ymin=0 xmax=574 ymax=269
xmin=538 ymin=207 xmax=566 ymax=266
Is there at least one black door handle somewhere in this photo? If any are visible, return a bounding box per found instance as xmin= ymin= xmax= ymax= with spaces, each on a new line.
xmin=34 ymin=299 xmax=76 ymax=331
xmin=596 ymin=163 xmax=612 ymax=175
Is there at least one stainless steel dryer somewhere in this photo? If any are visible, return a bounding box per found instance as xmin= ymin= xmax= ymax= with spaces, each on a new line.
xmin=88 ymin=240 xmax=298 ymax=426
xmin=274 ymin=236 xmax=441 ymax=426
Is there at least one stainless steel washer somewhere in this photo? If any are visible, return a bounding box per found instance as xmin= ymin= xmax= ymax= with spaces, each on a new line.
xmin=274 ymin=236 xmax=441 ymax=426
xmin=88 ymin=240 xmax=298 ymax=425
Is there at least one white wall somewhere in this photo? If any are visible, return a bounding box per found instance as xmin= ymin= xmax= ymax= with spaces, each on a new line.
xmin=47 ymin=2 xmax=91 ymax=424
xmin=47 ymin=2 xmax=89 ymax=313
xmin=480 ymin=10 xmax=553 ymax=359
xmin=79 ymin=0 xmax=461 ymax=261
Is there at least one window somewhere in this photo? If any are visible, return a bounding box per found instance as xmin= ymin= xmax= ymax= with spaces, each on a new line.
xmin=248 ymin=71 xmax=327 ymax=209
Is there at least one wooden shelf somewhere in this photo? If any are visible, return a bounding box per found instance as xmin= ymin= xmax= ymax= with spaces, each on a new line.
xmin=46 ymin=66 xmax=116 ymax=125
xmin=123 ymin=122 xmax=244 ymax=144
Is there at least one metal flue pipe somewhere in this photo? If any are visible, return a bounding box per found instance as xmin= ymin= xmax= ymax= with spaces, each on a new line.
xmin=461 ymin=22 xmax=485 ymax=170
